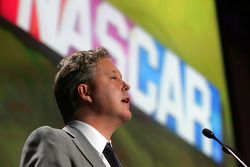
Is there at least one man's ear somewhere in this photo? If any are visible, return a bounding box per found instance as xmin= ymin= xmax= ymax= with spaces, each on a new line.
xmin=77 ymin=83 xmax=92 ymax=103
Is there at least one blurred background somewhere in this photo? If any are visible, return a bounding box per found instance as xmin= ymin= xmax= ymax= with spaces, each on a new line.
xmin=0 ymin=0 xmax=249 ymax=166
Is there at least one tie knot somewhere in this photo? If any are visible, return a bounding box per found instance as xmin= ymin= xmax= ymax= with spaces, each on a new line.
xmin=105 ymin=143 xmax=112 ymax=150
xmin=103 ymin=143 xmax=122 ymax=167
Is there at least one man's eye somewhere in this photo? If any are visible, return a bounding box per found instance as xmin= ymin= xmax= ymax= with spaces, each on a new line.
xmin=111 ymin=76 xmax=117 ymax=80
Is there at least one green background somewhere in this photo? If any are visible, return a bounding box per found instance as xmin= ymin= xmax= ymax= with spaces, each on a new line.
xmin=0 ymin=0 xmax=235 ymax=166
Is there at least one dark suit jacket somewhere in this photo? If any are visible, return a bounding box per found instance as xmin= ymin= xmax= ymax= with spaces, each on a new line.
xmin=20 ymin=125 xmax=107 ymax=167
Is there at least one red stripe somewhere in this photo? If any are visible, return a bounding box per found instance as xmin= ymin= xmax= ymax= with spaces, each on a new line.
xmin=0 ymin=0 xmax=20 ymax=24
xmin=58 ymin=0 xmax=68 ymax=30
xmin=30 ymin=1 xmax=40 ymax=40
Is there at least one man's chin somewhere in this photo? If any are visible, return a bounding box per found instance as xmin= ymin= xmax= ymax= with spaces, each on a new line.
xmin=122 ymin=110 xmax=132 ymax=122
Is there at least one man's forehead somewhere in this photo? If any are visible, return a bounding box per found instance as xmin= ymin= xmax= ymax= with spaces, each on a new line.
xmin=96 ymin=58 xmax=122 ymax=74
xmin=111 ymin=70 xmax=122 ymax=77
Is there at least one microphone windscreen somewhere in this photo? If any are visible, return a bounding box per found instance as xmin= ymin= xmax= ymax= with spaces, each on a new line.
xmin=202 ymin=128 xmax=214 ymax=139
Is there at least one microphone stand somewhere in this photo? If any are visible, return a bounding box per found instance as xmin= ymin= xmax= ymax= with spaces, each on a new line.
xmin=223 ymin=146 xmax=248 ymax=167
xmin=202 ymin=128 xmax=248 ymax=167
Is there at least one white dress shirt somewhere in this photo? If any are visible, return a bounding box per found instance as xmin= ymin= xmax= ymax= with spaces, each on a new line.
xmin=69 ymin=120 xmax=111 ymax=167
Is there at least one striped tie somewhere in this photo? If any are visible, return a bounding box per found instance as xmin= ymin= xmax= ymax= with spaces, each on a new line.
xmin=103 ymin=143 xmax=122 ymax=167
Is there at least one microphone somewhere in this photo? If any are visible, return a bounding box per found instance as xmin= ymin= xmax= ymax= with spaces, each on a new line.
xmin=202 ymin=128 xmax=248 ymax=167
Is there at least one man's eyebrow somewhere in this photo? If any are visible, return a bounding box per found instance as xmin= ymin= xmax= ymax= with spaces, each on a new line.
xmin=110 ymin=70 xmax=122 ymax=78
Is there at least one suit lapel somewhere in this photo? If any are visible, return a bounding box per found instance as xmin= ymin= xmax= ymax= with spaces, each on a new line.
xmin=62 ymin=125 xmax=106 ymax=167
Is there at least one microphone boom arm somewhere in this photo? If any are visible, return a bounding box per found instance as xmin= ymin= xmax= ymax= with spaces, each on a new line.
xmin=224 ymin=146 xmax=248 ymax=167
xmin=202 ymin=128 xmax=248 ymax=167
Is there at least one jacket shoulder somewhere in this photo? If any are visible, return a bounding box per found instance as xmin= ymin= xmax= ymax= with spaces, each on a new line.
xmin=20 ymin=126 xmax=70 ymax=167
xmin=26 ymin=126 xmax=61 ymax=141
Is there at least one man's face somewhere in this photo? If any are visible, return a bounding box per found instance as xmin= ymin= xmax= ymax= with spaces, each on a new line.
xmin=88 ymin=58 xmax=131 ymax=122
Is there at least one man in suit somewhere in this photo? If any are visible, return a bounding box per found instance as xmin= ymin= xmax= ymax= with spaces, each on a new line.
xmin=20 ymin=47 xmax=132 ymax=167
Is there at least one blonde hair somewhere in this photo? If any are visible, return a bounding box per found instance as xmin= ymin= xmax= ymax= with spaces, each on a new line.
xmin=54 ymin=47 xmax=110 ymax=124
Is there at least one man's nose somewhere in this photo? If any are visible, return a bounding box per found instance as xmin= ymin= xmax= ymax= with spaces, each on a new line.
xmin=122 ymin=80 xmax=130 ymax=91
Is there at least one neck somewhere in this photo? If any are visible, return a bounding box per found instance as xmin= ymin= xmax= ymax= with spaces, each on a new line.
xmin=74 ymin=108 xmax=123 ymax=140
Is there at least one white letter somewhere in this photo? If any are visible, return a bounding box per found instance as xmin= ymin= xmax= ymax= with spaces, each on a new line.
xmin=155 ymin=50 xmax=185 ymax=136
xmin=128 ymin=27 xmax=158 ymax=115
xmin=57 ymin=0 xmax=92 ymax=55
xmin=36 ymin=0 xmax=61 ymax=53
xmin=185 ymin=66 xmax=212 ymax=155
xmin=17 ymin=0 xmax=33 ymax=31
xmin=96 ymin=2 xmax=128 ymax=78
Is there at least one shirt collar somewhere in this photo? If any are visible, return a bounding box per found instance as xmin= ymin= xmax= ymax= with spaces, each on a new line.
xmin=69 ymin=120 xmax=109 ymax=155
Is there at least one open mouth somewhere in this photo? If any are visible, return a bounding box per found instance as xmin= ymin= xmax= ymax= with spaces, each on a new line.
xmin=121 ymin=97 xmax=130 ymax=104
